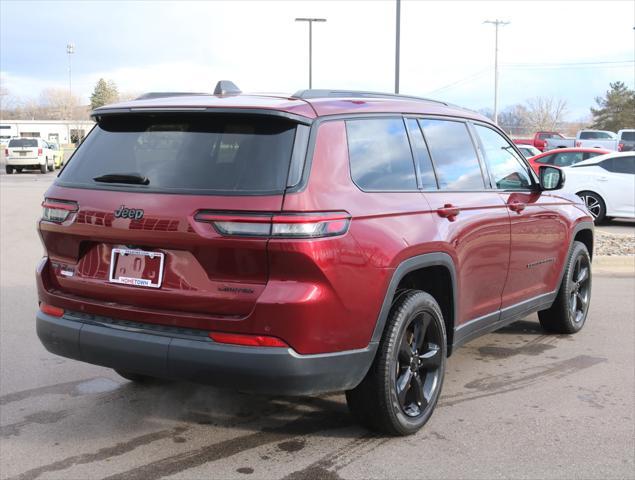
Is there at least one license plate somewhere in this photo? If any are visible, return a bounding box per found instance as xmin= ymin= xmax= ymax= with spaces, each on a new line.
xmin=109 ymin=248 xmax=164 ymax=288
xmin=19 ymin=151 xmax=27 ymax=156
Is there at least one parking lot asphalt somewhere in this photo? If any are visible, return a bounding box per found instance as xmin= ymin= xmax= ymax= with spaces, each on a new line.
xmin=1 ymin=172 xmax=633 ymax=480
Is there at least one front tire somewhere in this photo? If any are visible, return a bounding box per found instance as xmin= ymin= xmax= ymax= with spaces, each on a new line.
xmin=577 ymin=191 xmax=606 ymax=223
xmin=538 ymin=241 xmax=591 ymax=334
xmin=346 ymin=290 xmax=446 ymax=436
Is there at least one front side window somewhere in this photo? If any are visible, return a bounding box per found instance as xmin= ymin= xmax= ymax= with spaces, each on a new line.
xmin=346 ymin=118 xmax=417 ymax=191
xmin=552 ymin=152 xmax=584 ymax=167
xmin=535 ymin=154 xmax=554 ymax=165
xmin=419 ymin=119 xmax=484 ymax=190
xmin=474 ymin=125 xmax=532 ymax=190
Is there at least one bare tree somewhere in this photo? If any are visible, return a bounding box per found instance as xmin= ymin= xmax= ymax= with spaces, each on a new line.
xmin=498 ymin=104 xmax=530 ymax=136
xmin=39 ymin=88 xmax=81 ymax=120
xmin=523 ymin=97 xmax=568 ymax=132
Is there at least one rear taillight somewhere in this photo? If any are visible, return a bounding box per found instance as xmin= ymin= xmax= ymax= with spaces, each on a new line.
xmin=38 ymin=148 xmax=43 ymax=156
xmin=209 ymin=332 xmax=288 ymax=348
xmin=40 ymin=303 xmax=64 ymax=317
xmin=575 ymin=141 xmax=581 ymax=147
xmin=3 ymin=149 xmax=8 ymax=156
xmin=41 ymin=198 xmax=79 ymax=223
xmin=618 ymin=143 xmax=624 ymax=151
xmin=195 ymin=211 xmax=351 ymax=239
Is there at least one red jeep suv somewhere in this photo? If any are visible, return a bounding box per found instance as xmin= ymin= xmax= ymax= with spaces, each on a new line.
xmin=36 ymin=82 xmax=594 ymax=435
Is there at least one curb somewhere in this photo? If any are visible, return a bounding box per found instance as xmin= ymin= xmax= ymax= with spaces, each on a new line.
xmin=593 ymin=255 xmax=635 ymax=274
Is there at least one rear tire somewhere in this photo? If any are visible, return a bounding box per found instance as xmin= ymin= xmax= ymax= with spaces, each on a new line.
xmin=16 ymin=167 xmax=23 ymax=173
xmin=346 ymin=290 xmax=446 ymax=436
xmin=5 ymin=165 xmax=13 ymax=174
xmin=577 ymin=191 xmax=606 ymax=223
xmin=538 ymin=241 xmax=591 ymax=334
xmin=40 ymin=163 xmax=47 ymax=174
xmin=47 ymin=159 xmax=54 ymax=172
xmin=114 ymin=369 xmax=159 ymax=384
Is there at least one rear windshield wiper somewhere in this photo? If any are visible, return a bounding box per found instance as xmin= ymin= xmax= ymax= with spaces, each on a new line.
xmin=93 ymin=173 xmax=150 ymax=185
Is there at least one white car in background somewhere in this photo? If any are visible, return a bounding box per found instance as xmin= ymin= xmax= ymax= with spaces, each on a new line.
xmin=563 ymin=151 xmax=635 ymax=223
xmin=4 ymin=137 xmax=55 ymax=174
xmin=516 ymin=145 xmax=541 ymax=158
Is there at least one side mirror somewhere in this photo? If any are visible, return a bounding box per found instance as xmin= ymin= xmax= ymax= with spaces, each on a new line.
xmin=539 ymin=165 xmax=565 ymax=190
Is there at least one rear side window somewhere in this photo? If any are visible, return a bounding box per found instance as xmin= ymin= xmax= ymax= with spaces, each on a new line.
xmin=583 ymin=151 xmax=605 ymax=160
xmin=579 ymin=131 xmax=613 ymax=139
xmin=405 ymin=118 xmax=437 ymax=189
xmin=419 ymin=119 xmax=485 ymax=190
xmin=620 ymin=131 xmax=635 ymax=141
xmin=346 ymin=118 xmax=417 ymax=191
xmin=601 ymin=156 xmax=635 ymax=174
xmin=58 ymin=114 xmax=298 ymax=194
xmin=8 ymin=139 xmax=38 ymax=148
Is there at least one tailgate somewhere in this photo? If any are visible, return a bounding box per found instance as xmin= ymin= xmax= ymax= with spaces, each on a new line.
xmin=40 ymin=187 xmax=281 ymax=317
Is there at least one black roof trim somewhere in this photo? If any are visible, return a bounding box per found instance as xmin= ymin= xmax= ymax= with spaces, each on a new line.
xmin=134 ymin=92 xmax=209 ymax=100
xmin=292 ymin=89 xmax=449 ymax=106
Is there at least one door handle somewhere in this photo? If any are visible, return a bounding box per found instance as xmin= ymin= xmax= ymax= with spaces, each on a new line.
xmin=508 ymin=201 xmax=526 ymax=213
xmin=597 ymin=176 xmax=608 ymax=182
xmin=437 ymin=204 xmax=460 ymax=221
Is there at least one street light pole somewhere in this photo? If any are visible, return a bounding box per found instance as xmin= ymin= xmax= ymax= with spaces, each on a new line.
xmin=66 ymin=42 xmax=75 ymax=120
xmin=295 ymin=18 xmax=326 ymax=89
xmin=395 ymin=0 xmax=401 ymax=94
xmin=483 ymin=20 xmax=509 ymax=124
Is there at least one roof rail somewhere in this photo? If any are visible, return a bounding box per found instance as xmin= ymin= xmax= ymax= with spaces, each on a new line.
xmin=135 ymin=92 xmax=208 ymax=100
xmin=291 ymin=89 xmax=448 ymax=106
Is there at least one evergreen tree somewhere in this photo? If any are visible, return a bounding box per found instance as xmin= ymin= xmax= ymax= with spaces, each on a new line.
xmin=90 ymin=78 xmax=119 ymax=110
xmin=590 ymin=81 xmax=635 ymax=131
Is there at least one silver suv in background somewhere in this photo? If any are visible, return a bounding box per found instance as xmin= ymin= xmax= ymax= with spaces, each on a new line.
xmin=617 ymin=129 xmax=635 ymax=152
xmin=4 ymin=138 xmax=55 ymax=174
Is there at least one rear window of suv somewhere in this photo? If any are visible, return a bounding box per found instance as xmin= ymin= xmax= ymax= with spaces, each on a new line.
xmin=8 ymin=139 xmax=38 ymax=148
xmin=58 ymin=114 xmax=299 ymax=194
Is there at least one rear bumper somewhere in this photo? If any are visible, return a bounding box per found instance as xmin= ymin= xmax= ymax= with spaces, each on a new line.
xmin=7 ymin=157 xmax=45 ymax=166
xmin=36 ymin=310 xmax=376 ymax=396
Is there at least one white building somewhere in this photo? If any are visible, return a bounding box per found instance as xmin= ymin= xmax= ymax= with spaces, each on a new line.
xmin=0 ymin=119 xmax=95 ymax=146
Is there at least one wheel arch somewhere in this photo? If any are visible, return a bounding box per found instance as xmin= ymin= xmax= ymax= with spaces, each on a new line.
xmin=370 ymin=253 xmax=458 ymax=356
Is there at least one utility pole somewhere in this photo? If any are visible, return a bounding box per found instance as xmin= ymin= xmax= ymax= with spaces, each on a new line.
xmin=483 ymin=20 xmax=509 ymax=124
xmin=395 ymin=0 xmax=401 ymax=94
xmin=295 ymin=18 xmax=326 ymax=89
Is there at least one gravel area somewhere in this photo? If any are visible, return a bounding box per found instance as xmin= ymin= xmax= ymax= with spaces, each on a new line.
xmin=594 ymin=229 xmax=635 ymax=256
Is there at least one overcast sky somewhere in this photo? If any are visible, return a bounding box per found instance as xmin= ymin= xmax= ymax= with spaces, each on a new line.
xmin=1 ymin=0 xmax=634 ymax=120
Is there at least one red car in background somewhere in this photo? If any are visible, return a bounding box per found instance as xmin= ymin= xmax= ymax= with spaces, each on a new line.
xmin=513 ymin=131 xmax=565 ymax=152
xmin=527 ymin=147 xmax=611 ymax=174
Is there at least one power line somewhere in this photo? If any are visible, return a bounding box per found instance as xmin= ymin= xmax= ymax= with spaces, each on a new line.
xmin=426 ymin=68 xmax=490 ymax=94
xmin=504 ymin=60 xmax=633 ymax=67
